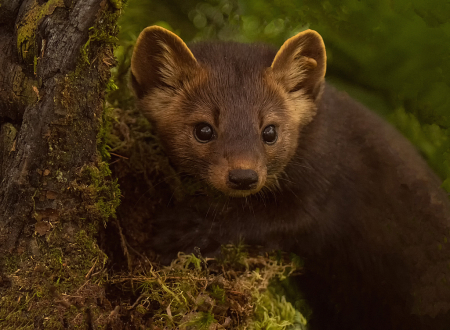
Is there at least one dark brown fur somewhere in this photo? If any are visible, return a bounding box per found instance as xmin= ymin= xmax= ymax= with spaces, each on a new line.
xmin=131 ymin=27 xmax=450 ymax=329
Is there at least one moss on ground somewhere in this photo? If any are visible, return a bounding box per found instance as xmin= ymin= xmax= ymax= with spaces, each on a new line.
xmin=109 ymin=244 xmax=307 ymax=329
xmin=0 ymin=227 xmax=109 ymax=329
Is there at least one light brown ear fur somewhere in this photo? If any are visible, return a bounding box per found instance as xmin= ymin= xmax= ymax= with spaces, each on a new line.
xmin=130 ymin=26 xmax=199 ymax=98
xmin=270 ymin=29 xmax=326 ymax=100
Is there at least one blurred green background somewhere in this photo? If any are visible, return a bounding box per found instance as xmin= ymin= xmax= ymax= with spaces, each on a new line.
xmin=114 ymin=0 xmax=450 ymax=193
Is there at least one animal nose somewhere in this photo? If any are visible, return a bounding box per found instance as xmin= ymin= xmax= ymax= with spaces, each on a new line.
xmin=228 ymin=169 xmax=258 ymax=190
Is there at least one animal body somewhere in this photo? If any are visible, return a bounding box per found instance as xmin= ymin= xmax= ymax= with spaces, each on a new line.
xmin=130 ymin=26 xmax=450 ymax=329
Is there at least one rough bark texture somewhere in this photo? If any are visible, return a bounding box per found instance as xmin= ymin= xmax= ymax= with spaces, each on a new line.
xmin=0 ymin=0 xmax=121 ymax=328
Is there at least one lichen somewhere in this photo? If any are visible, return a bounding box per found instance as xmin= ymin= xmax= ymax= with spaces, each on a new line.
xmin=16 ymin=0 xmax=65 ymax=63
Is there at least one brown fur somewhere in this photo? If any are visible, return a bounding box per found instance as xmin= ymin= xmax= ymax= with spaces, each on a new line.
xmin=131 ymin=26 xmax=450 ymax=329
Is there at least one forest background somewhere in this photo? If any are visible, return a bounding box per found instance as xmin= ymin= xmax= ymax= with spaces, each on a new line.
xmin=115 ymin=0 xmax=450 ymax=192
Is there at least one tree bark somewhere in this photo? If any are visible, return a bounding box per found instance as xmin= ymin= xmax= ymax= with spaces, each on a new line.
xmin=0 ymin=0 xmax=121 ymax=328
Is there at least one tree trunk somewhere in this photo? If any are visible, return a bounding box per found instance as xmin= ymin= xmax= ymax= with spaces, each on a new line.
xmin=0 ymin=0 xmax=121 ymax=328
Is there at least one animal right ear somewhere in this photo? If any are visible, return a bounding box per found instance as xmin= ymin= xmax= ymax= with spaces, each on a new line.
xmin=270 ymin=30 xmax=326 ymax=100
xmin=130 ymin=26 xmax=199 ymax=99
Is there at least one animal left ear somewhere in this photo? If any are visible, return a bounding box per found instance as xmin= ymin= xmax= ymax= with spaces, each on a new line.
xmin=270 ymin=30 xmax=326 ymax=100
xmin=130 ymin=26 xmax=200 ymax=99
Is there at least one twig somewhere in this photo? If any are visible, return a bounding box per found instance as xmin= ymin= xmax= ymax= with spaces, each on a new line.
xmin=85 ymin=258 xmax=98 ymax=279
xmin=128 ymin=293 xmax=146 ymax=310
xmin=116 ymin=219 xmax=133 ymax=272
xmin=110 ymin=152 xmax=129 ymax=159
xmin=75 ymin=280 xmax=90 ymax=294
xmin=125 ymin=241 xmax=147 ymax=261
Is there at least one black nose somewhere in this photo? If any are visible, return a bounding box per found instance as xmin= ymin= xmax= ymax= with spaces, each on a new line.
xmin=228 ymin=169 xmax=258 ymax=190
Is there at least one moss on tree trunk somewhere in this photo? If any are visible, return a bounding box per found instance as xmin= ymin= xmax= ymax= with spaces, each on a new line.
xmin=0 ymin=0 xmax=122 ymax=328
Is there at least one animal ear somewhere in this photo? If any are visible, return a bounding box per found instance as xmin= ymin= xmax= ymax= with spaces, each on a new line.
xmin=270 ymin=29 xmax=326 ymax=100
xmin=130 ymin=26 xmax=199 ymax=98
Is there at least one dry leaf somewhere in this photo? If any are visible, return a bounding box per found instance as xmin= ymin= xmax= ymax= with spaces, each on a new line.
xmin=35 ymin=221 xmax=51 ymax=236
xmin=46 ymin=190 xmax=58 ymax=199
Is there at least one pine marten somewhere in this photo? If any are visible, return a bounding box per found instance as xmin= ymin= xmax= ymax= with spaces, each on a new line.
xmin=130 ymin=26 xmax=450 ymax=330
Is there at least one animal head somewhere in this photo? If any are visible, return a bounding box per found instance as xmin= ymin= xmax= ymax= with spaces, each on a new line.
xmin=131 ymin=26 xmax=326 ymax=197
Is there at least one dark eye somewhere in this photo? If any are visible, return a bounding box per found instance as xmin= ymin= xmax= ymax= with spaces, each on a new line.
xmin=262 ymin=125 xmax=277 ymax=144
xmin=194 ymin=123 xmax=214 ymax=143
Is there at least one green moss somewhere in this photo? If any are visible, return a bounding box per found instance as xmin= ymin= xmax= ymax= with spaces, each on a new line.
xmin=184 ymin=312 xmax=217 ymax=329
xmin=105 ymin=77 xmax=119 ymax=93
xmin=109 ymin=246 xmax=305 ymax=329
xmin=251 ymin=288 xmax=308 ymax=330
xmin=42 ymin=319 xmax=65 ymax=330
xmin=0 ymin=227 xmax=110 ymax=328
xmin=55 ymin=169 xmax=66 ymax=183
xmin=16 ymin=0 xmax=65 ymax=63
xmin=184 ymin=253 xmax=203 ymax=271
xmin=0 ymin=282 xmax=40 ymax=329
xmin=1 ymin=0 xmax=124 ymax=328
xmin=80 ymin=163 xmax=120 ymax=225
xmin=76 ymin=230 xmax=107 ymax=263
xmin=1 ymin=308 xmax=34 ymax=329
xmin=2 ymin=254 xmax=20 ymax=273
xmin=48 ymin=247 xmax=63 ymax=270
xmin=75 ymin=2 xmax=122 ymax=72
xmin=97 ymin=105 xmax=115 ymax=161
xmin=208 ymin=285 xmax=225 ymax=303
xmin=217 ymin=242 xmax=249 ymax=269
xmin=79 ymin=39 xmax=91 ymax=66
